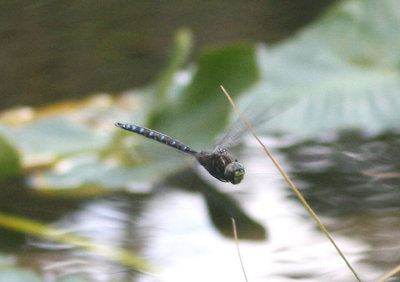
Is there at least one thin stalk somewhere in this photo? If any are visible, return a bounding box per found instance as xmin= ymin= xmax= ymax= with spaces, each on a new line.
xmin=232 ymin=218 xmax=248 ymax=282
xmin=378 ymin=265 xmax=400 ymax=282
xmin=221 ymin=86 xmax=362 ymax=282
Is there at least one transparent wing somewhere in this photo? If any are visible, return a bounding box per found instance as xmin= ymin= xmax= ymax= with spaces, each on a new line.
xmin=214 ymin=97 xmax=290 ymax=150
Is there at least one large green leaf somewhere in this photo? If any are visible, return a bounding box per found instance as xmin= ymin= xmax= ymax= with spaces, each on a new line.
xmin=150 ymin=43 xmax=259 ymax=149
xmin=252 ymin=0 xmax=400 ymax=136
xmin=2 ymin=117 xmax=111 ymax=162
xmin=306 ymin=0 xmax=400 ymax=67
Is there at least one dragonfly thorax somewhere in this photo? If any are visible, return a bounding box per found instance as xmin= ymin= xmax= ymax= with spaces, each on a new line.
xmin=195 ymin=148 xmax=245 ymax=185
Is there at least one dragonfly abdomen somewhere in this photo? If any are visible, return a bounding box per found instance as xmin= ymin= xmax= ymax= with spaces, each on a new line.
xmin=115 ymin=122 xmax=198 ymax=155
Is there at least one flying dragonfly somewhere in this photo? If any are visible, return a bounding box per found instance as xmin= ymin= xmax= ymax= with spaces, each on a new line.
xmin=114 ymin=122 xmax=245 ymax=184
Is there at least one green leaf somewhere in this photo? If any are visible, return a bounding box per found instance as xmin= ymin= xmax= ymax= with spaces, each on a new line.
xmin=31 ymin=152 xmax=187 ymax=192
xmin=1 ymin=116 xmax=111 ymax=164
xmin=151 ymin=44 xmax=259 ymax=149
xmin=306 ymin=0 xmax=400 ymax=67
xmin=0 ymin=133 xmax=21 ymax=179
xmin=252 ymin=0 xmax=400 ymax=136
xmin=148 ymin=28 xmax=193 ymax=122
xmin=154 ymin=28 xmax=193 ymax=105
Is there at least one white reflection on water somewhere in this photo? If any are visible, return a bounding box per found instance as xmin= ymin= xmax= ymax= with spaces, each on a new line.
xmin=23 ymin=138 xmax=395 ymax=281
xmin=138 ymin=142 xmax=380 ymax=282
xmin=27 ymin=198 xmax=135 ymax=281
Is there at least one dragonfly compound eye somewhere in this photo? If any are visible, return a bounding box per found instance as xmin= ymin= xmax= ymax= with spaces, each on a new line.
xmin=224 ymin=161 xmax=245 ymax=184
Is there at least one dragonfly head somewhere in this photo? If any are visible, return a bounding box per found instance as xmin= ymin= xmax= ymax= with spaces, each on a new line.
xmin=224 ymin=161 xmax=245 ymax=184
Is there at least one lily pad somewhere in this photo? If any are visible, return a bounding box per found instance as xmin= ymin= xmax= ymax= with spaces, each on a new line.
xmin=252 ymin=0 xmax=400 ymax=136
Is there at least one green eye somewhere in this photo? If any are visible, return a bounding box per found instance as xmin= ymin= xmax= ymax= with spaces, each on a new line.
xmin=224 ymin=162 xmax=245 ymax=184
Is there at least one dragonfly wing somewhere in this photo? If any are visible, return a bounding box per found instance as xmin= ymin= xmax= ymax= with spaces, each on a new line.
xmin=213 ymin=98 xmax=293 ymax=150
xmin=214 ymin=122 xmax=248 ymax=150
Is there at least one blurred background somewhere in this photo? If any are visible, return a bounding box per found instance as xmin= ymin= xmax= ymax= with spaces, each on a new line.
xmin=1 ymin=1 xmax=400 ymax=282
xmin=1 ymin=0 xmax=335 ymax=109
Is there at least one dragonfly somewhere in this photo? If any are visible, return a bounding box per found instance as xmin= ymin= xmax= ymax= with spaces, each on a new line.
xmin=114 ymin=122 xmax=245 ymax=184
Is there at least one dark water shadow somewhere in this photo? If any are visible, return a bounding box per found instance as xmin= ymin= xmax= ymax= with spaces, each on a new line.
xmin=162 ymin=168 xmax=267 ymax=241
xmin=279 ymin=130 xmax=400 ymax=272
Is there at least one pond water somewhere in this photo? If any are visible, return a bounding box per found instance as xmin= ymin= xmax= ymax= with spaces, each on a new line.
xmin=2 ymin=130 xmax=399 ymax=281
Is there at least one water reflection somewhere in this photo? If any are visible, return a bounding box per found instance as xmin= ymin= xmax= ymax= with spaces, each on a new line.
xmin=138 ymin=135 xmax=377 ymax=281
xmin=14 ymin=193 xmax=149 ymax=281
xmin=163 ymin=169 xmax=267 ymax=241
xmin=281 ymin=131 xmax=400 ymax=216
xmin=280 ymin=130 xmax=400 ymax=280
xmin=2 ymin=131 xmax=400 ymax=281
